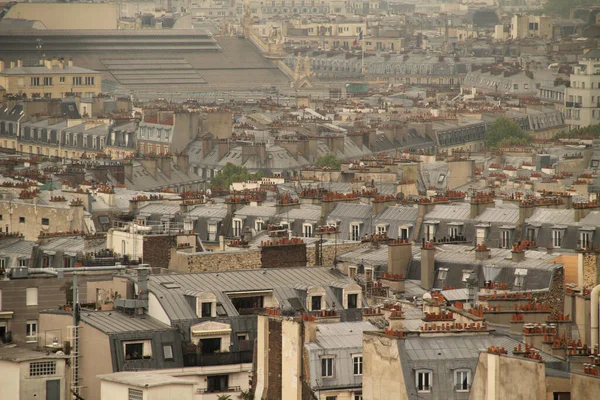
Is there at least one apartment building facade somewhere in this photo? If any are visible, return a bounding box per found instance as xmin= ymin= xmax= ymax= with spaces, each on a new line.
xmin=564 ymin=50 xmax=600 ymax=129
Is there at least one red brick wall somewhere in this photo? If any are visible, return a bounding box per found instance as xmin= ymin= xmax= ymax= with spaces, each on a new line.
xmin=143 ymin=235 xmax=176 ymax=268
xmin=266 ymin=319 xmax=283 ymax=400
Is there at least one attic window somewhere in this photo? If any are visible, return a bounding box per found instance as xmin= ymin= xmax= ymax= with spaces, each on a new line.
xmin=160 ymin=282 xmax=181 ymax=289
xmin=514 ymin=268 xmax=527 ymax=288
xmin=438 ymin=267 xmax=448 ymax=282
xmin=461 ymin=270 xmax=474 ymax=283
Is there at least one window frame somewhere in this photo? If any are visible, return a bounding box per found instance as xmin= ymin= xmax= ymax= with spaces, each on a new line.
xmin=163 ymin=344 xmax=174 ymax=361
xmin=416 ymin=369 xmax=432 ymax=393
xmin=26 ymin=320 xmax=38 ymax=342
xmin=454 ymin=369 xmax=471 ymax=392
xmin=26 ymin=287 xmax=38 ymax=306
xmin=352 ymin=354 xmax=363 ymax=376
xmin=321 ymin=356 xmax=334 ymax=378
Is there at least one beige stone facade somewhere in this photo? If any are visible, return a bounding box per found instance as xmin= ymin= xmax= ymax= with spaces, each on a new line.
xmin=0 ymin=59 xmax=102 ymax=99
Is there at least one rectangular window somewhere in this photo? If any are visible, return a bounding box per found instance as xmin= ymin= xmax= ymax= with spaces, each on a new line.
xmin=233 ymin=219 xmax=243 ymax=237
xmin=416 ymin=370 xmax=431 ymax=392
xmin=60 ymin=77 xmax=65 ymax=83
xmin=552 ymin=230 xmax=562 ymax=248
xmin=19 ymin=259 xmax=28 ymax=267
xmin=43 ymin=77 xmax=53 ymax=86
xmin=163 ymin=345 xmax=174 ymax=361
xmin=438 ymin=268 xmax=448 ymax=282
xmin=321 ymin=357 xmax=334 ymax=378
xmin=85 ymin=76 xmax=95 ymax=85
xmin=125 ymin=342 xmax=144 ymax=360
xmin=201 ymin=302 xmax=212 ymax=317
xmin=455 ymin=369 xmax=470 ymax=392
xmin=376 ymin=224 xmax=387 ymax=234
xmin=348 ymin=293 xmax=358 ymax=309
xmin=581 ymin=231 xmax=592 ymax=250
xmin=128 ymin=388 xmax=143 ymax=400
xmin=311 ymin=295 xmax=322 ymax=311
xmin=303 ymin=223 xmax=313 ymax=238
xmin=26 ymin=287 xmax=38 ymax=306
xmin=353 ymin=355 xmax=363 ymax=375
xmin=41 ymin=217 xmax=50 ymax=226
xmin=350 ymin=223 xmax=360 ymax=241
xmin=26 ymin=320 xmax=38 ymax=342
xmin=29 ymin=361 xmax=56 ymax=376
xmin=501 ymin=230 xmax=511 ymax=249
xmin=73 ymin=77 xmax=82 ymax=86
xmin=514 ymin=268 xmax=527 ymax=288
xmin=19 ymin=217 xmax=25 ymax=223
xmin=206 ymin=375 xmax=229 ymax=392
xmin=31 ymin=77 xmax=41 ymax=87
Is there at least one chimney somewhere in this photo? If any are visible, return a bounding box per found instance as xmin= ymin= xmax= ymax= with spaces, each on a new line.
xmin=470 ymin=196 xmax=495 ymax=218
xmin=10 ymin=61 xmax=15 ymax=69
xmin=158 ymin=156 xmax=171 ymax=179
xmin=511 ymin=247 xmax=525 ymax=262
xmin=201 ymin=134 xmax=214 ymax=158
xmin=139 ymin=158 xmax=158 ymax=179
xmin=17 ymin=58 xmax=22 ymax=68
xmin=136 ymin=266 xmax=150 ymax=301
xmin=475 ymin=246 xmax=491 ymax=260
xmin=0 ymin=60 xmax=4 ymax=72
xmin=124 ymin=162 xmax=134 ymax=182
xmin=304 ymin=320 xmax=317 ymax=343
xmin=174 ymin=153 xmax=189 ymax=174
xmin=388 ymin=240 xmax=412 ymax=277
xmin=217 ymin=139 xmax=230 ymax=160
xmin=420 ymin=243 xmax=435 ymax=290
xmin=518 ymin=202 xmax=536 ymax=226
xmin=68 ymin=58 xmax=73 ymax=67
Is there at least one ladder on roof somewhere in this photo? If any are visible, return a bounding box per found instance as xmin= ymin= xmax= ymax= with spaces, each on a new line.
xmin=68 ymin=325 xmax=82 ymax=400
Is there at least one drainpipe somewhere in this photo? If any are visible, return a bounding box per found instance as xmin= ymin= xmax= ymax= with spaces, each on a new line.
xmin=592 ymin=284 xmax=600 ymax=353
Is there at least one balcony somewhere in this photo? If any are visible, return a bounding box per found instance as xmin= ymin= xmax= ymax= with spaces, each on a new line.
xmin=183 ymin=350 xmax=253 ymax=367
xmin=197 ymin=386 xmax=241 ymax=394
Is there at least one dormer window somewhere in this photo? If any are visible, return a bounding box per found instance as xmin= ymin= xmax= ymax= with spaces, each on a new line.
xmin=303 ymin=223 xmax=313 ymax=238
xmin=233 ymin=218 xmax=243 ymax=237
xmin=551 ymin=226 xmax=565 ymax=248
xmin=254 ymin=219 xmax=264 ymax=232
xmin=398 ymin=224 xmax=412 ymax=240
xmin=461 ymin=269 xmax=474 ymax=283
xmin=350 ymin=222 xmax=362 ymax=241
xmin=438 ymin=267 xmax=448 ymax=283
xmin=448 ymin=222 xmax=463 ymax=240
xmin=500 ymin=227 xmax=515 ymax=249
xmin=475 ymin=224 xmax=489 ymax=246
xmin=424 ymin=220 xmax=438 ymax=241
xmin=376 ymin=223 xmax=388 ymax=235
xmin=579 ymin=227 xmax=594 ymax=250
xmin=514 ymin=268 xmax=527 ymax=289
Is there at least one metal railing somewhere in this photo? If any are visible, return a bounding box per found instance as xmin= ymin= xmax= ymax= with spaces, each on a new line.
xmin=183 ymin=350 xmax=253 ymax=367
xmin=197 ymin=386 xmax=241 ymax=394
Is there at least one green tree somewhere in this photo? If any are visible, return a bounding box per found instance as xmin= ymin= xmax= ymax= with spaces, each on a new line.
xmin=315 ymin=153 xmax=342 ymax=169
xmin=210 ymin=163 xmax=264 ymax=190
xmin=484 ymin=117 xmax=532 ymax=149
xmin=216 ymin=395 xmax=232 ymax=400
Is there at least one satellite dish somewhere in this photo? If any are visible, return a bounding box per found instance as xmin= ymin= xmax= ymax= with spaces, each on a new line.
xmin=422 ymin=293 xmax=432 ymax=300
xmin=397 ymin=192 xmax=405 ymax=200
xmin=349 ymin=163 xmax=354 ymax=169
xmin=206 ymin=188 xmax=212 ymax=196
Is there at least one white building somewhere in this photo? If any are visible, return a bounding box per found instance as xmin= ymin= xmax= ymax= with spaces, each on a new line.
xmin=564 ymin=49 xmax=600 ymax=129
xmin=0 ymin=347 xmax=69 ymax=400
xmin=99 ymin=371 xmax=195 ymax=400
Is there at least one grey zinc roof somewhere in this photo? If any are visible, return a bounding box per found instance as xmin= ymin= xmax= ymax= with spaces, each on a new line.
xmin=376 ymin=205 xmax=418 ymax=222
xmin=578 ymin=211 xmax=600 ymax=226
xmin=305 ymin=321 xmax=379 ymax=351
xmin=403 ymin=335 xmax=562 ymax=363
xmin=274 ymin=205 xmax=322 ymax=222
xmin=81 ymin=310 xmax=174 ymax=334
xmin=137 ymin=203 xmax=181 ymax=216
xmin=186 ymin=204 xmax=228 ymax=219
xmin=424 ymin=204 xmax=471 ymax=221
xmin=328 ymin=203 xmax=373 ymax=219
xmin=337 ymin=244 xmax=388 ymax=267
xmin=147 ymin=267 xmax=357 ymax=322
xmin=525 ymin=208 xmax=577 ymax=226
xmin=235 ymin=205 xmax=277 ymax=218
xmin=475 ymin=208 xmax=519 ymax=224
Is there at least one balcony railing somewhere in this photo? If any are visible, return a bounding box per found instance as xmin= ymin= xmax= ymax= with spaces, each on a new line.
xmin=455 ymin=384 xmax=471 ymax=392
xmin=197 ymin=386 xmax=241 ymax=394
xmin=183 ymin=350 xmax=253 ymax=367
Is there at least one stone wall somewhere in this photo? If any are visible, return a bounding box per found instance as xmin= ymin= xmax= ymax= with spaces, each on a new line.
xmin=184 ymin=250 xmax=262 ymax=273
xmin=582 ymin=252 xmax=598 ymax=289
xmin=261 ymin=243 xmax=307 ymax=268
xmin=531 ymin=267 xmax=564 ymax=317
xmin=143 ymin=235 xmax=176 ymax=269
xmin=306 ymin=242 xmax=364 ymax=267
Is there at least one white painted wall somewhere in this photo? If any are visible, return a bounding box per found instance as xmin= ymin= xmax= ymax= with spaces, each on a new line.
xmin=148 ymin=292 xmax=171 ymax=326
